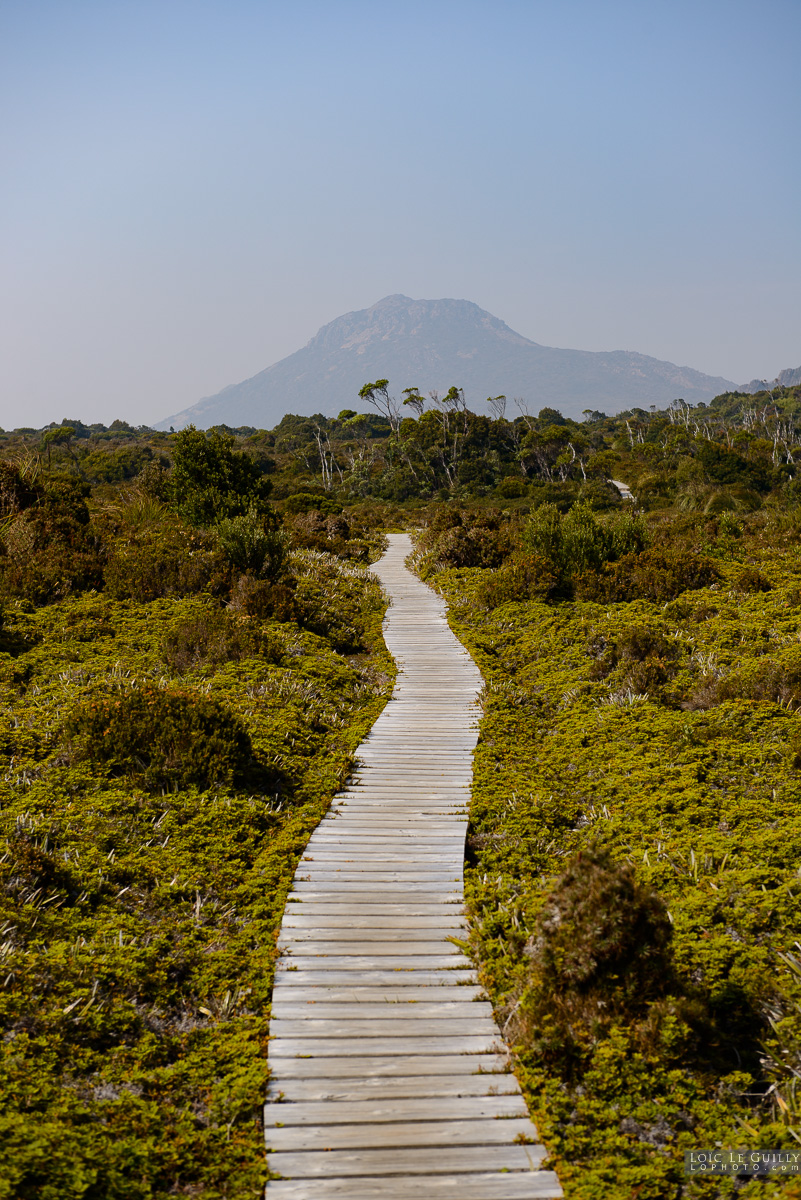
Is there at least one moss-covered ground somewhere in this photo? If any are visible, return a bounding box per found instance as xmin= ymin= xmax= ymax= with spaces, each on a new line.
xmin=0 ymin=556 xmax=393 ymax=1199
xmin=431 ymin=529 xmax=801 ymax=1199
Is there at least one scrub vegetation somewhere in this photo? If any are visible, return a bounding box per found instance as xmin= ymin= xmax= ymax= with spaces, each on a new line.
xmin=2 ymin=382 xmax=801 ymax=1197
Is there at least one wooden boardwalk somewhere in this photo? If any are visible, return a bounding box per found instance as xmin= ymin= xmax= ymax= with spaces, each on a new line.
xmin=265 ymin=533 xmax=562 ymax=1199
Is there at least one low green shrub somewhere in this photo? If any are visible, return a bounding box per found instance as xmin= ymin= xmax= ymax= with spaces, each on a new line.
xmin=104 ymin=523 xmax=230 ymax=601
xmin=66 ymin=686 xmax=253 ymax=792
xmin=477 ymin=552 xmax=558 ymax=607
xmin=575 ymin=547 xmax=720 ymax=602
xmin=161 ymin=609 xmax=282 ymax=672
xmin=509 ymin=847 xmax=686 ymax=1076
xmin=216 ymin=509 xmax=286 ymax=577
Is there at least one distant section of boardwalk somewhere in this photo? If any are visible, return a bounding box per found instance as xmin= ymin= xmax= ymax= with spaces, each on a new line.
xmin=265 ymin=533 xmax=562 ymax=1199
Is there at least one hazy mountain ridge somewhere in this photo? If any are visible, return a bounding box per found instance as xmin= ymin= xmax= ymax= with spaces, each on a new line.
xmin=740 ymin=365 xmax=801 ymax=393
xmin=157 ymin=295 xmax=739 ymax=429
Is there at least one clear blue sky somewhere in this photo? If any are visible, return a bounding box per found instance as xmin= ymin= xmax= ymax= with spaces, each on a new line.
xmin=1 ymin=0 xmax=799 ymax=426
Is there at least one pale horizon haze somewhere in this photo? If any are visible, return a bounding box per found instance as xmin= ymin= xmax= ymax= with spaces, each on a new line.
xmin=1 ymin=0 xmax=799 ymax=428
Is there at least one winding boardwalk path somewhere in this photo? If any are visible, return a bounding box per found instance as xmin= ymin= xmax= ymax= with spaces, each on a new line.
xmin=265 ymin=534 xmax=562 ymax=1199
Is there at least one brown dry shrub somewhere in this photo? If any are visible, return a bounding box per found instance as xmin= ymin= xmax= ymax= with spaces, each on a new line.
xmin=575 ymin=548 xmax=720 ymax=603
xmin=162 ymin=610 xmax=282 ymax=672
xmin=228 ymin=576 xmax=299 ymax=622
xmin=507 ymin=847 xmax=688 ymax=1077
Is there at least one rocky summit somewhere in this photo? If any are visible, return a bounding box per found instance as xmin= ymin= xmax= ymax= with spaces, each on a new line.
xmin=157 ymin=294 xmax=737 ymax=429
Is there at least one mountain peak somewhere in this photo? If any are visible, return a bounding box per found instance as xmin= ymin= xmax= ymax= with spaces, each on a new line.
xmin=157 ymin=297 xmax=737 ymax=430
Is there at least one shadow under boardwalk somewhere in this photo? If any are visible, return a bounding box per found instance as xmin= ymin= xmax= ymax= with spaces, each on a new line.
xmin=265 ymin=533 xmax=562 ymax=1199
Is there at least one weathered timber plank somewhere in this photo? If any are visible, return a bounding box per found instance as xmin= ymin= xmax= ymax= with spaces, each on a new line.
xmin=265 ymin=1116 xmax=539 ymax=1152
xmin=270 ymin=987 xmax=487 ymax=1004
xmin=268 ymin=1036 xmax=502 ymax=1057
xmin=280 ymin=927 xmax=467 ymax=941
xmin=269 ymin=1017 xmax=499 ymax=1038
xmin=280 ymin=915 xmax=468 ymax=929
xmin=269 ymin=1003 xmax=494 ymax=1020
xmin=264 ymin=1095 xmax=528 ymax=1125
xmin=272 ymin=970 xmax=477 ymax=987
xmin=265 ymin=1053 xmax=510 ymax=1078
xmin=266 ymin=1144 xmax=547 ymax=1178
xmin=278 ymin=942 xmax=467 ymax=958
xmin=264 ymin=1172 xmax=563 ymax=1199
xmin=266 ymin=1074 xmax=521 ymax=1102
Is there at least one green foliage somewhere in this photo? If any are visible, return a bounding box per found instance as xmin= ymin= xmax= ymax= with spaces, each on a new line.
xmin=104 ymin=522 xmax=230 ymax=602
xmin=170 ymin=426 xmax=272 ymax=526
xmin=435 ymin=536 xmax=801 ymax=1196
xmin=0 ymin=558 xmax=393 ymax=1197
xmin=66 ymin=685 xmax=254 ymax=792
xmin=415 ymin=507 xmax=513 ymax=573
xmin=161 ymin=608 xmax=282 ymax=673
xmin=283 ymin=492 xmax=343 ymax=516
xmin=522 ymin=502 xmax=650 ymax=593
xmin=216 ymin=509 xmax=286 ymax=578
xmin=575 ymin=547 xmax=721 ymax=603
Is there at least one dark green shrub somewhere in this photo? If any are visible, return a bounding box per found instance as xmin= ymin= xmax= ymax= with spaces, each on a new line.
xmin=478 ymin=552 xmax=558 ymax=607
xmin=496 ymin=477 xmax=528 ymax=499
xmin=162 ymin=610 xmax=282 ymax=672
xmin=80 ymin=445 xmax=159 ymax=483
xmin=510 ymin=847 xmax=675 ymax=1074
xmin=284 ymin=492 xmax=343 ymax=516
xmin=170 ymin=426 xmax=272 ymax=526
xmin=575 ymin=547 xmax=720 ymax=602
xmin=104 ymin=523 xmax=230 ymax=601
xmin=523 ymin=502 xmax=649 ymax=592
xmin=66 ymin=686 xmax=253 ymax=792
xmin=217 ymin=509 xmax=287 ymax=577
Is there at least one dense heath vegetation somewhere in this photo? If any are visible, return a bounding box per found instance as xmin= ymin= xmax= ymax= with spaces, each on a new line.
xmin=2 ymin=381 xmax=801 ymax=1197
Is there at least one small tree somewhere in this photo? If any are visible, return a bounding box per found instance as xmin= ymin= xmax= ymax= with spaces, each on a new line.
xmin=170 ymin=425 xmax=272 ymax=526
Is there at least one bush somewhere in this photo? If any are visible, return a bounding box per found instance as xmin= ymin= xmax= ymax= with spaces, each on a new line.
xmin=170 ymin=426 xmax=272 ymax=526
xmin=162 ymin=609 xmax=282 ymax=672
xmin=478 ymin=552 xmax=558 ymax=607
xmin=587 ymin=622 xmax=685 ymax=701
xmin=690 ymin=652 xmax=801 ymax=712
xmin=66 ymin=686 xmax=253 ymax=792
xmin=734 ymin=565 xmax=772 ymax=593
xmin=510 ymin=847 xmax=675 ymax=1074
xmin=104 ymin=523 xmax=230 ymax=601
xmin=217 ymin=509 xmax=287 ymax=577
xmin=575 ymin=547 xmax=720 ymax=603
xmin=228 ymin=576 xmax=300 ymax=622
xmin=523 ymin=502 xmax=649 ymax=593
xmin=284 ymin=492 xmax=343 ymax=516
xmin=418 ymin=508 xmax=512 ymax=572
xmin=0 ymin=482 xmax=104 ymax=604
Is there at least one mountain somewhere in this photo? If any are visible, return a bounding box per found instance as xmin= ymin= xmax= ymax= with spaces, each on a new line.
xmin=156 ymin=295 xmax=737 ymax=429
xmin=740 ymin=366 xmax=801 ymax=393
